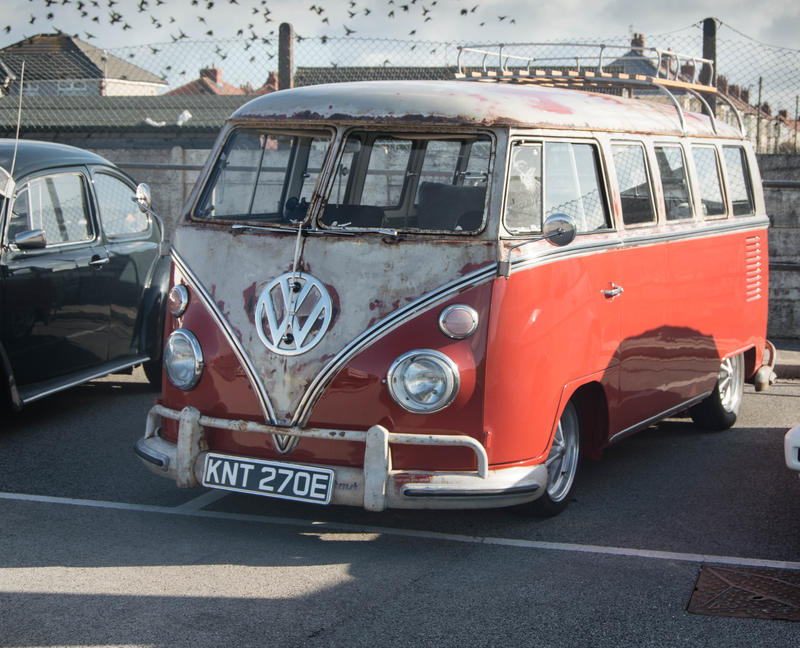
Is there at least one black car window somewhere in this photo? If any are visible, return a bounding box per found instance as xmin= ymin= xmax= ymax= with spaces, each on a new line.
xmin=9 ymin=173 xmax=92 ymax=245
xmin=93 ymin=172 xmax=149 ymax=237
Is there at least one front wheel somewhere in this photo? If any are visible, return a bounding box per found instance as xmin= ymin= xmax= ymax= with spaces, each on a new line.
xmin=689 ymin=353 xmax=744 ymax=431
xmin=531 ymin=400 xmax=581 ymax=517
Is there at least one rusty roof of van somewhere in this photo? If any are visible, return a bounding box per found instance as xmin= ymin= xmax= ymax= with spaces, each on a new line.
xmin=230 ymin=80 xmax=741 ymax=139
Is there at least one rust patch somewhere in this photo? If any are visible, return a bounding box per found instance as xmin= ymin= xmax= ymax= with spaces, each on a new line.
xmin=687 ymin=566 xmax=800 ymax=622
xmin=393 ymin=473 xmax=433 ymax=488
xmin=242 ymin=282 xmax=257 ymax=325
xmin=531 ymin=97 xmax=574 ymax=115
xmin=459 ymin=261 xmax=491 ymax=276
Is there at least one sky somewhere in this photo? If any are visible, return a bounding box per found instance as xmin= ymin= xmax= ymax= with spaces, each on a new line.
xmin=2 ymin=0 xmax=799 ymax=51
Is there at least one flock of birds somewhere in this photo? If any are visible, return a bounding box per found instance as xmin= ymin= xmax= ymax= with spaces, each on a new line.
xmin=1 ymin=0 xmax=527 ymax=85
xmin=5 ymin=0 xmax=521 ymax=44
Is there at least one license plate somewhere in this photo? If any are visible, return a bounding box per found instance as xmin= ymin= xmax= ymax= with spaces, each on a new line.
xmin=202 ymin=453 xmax=333 ymax=505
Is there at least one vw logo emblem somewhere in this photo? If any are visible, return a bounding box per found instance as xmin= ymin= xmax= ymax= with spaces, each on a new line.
xmin=255 ymin=272 xmax=333 ymax=356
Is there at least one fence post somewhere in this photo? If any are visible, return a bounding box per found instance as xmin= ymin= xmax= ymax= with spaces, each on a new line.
xmin=756 ymin=77 xmax=763 ymax=153
xmin=279 ymin=22 xmax=294 ymax=90
xmin=700 ymin=17 xmax=717 ymax=116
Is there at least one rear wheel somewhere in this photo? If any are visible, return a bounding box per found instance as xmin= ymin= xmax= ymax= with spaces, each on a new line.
xmin=689 ymin=354 xmax=744 ymax=431
xmin=531 ymin=400 xmax=581 ymax=517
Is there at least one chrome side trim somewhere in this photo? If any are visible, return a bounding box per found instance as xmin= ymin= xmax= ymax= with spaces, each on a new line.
xmin=292 ymin=263 xmax=498 ymax=425
xmin=171 ymin=248 xmax=277 ymax=424
xmin=607 ymin=392 xmax=712 ymax=445
xmin=508 ymin=217 xmax=770 ymax=276
xmin=19 ymin=355 xmax=149 ymax=404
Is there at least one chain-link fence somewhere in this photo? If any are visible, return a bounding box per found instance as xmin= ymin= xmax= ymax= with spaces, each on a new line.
xmin=1 ymin=19 xmax=799 ymax=152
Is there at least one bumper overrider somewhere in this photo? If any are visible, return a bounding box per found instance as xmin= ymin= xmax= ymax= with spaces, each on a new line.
xmin=786 ymin=425 xmax=800 ymax=474
xmin=135 ymin=404 xmax=547 ymax=511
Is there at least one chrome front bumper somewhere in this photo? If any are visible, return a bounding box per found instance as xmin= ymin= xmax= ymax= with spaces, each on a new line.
xmin=136 ymin=404 xmax=547 ymax=511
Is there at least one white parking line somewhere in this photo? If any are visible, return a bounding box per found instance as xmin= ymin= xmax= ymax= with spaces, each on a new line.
xmin=2 ymin=490 xmax=800 ymax=571
xmin=173 ymin=489 xmax=229 ymax=511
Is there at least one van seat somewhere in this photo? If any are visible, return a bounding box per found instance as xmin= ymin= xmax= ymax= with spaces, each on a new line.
xmin=417 ymin=182 xmax=486 ymax=231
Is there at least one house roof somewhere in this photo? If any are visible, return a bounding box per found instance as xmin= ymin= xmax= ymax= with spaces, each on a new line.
xmin=0 ymin=34 xmax=166 ymax=87
xmin=166 ymin=67 xmax=245 ymax=96
xmin=0 ymin=94 xmax=250 ymax=132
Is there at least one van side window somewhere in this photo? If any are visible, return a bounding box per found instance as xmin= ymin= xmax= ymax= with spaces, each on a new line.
xmin=612 ymin=143 xmax=656 ymax=226
xmin=654 ymin=145 xmax=693 ymax=221
xmin=504 ymin=143 xmax=542 ymax=232
xmin=545 ymin=142 xmax=609 ymax=232
xmin=504 ymin=141 xmax=609 ymax=233
xmin=722 ymin=146 xmax=755 ymax=217
xmin=691 ymin=145 xmax=726 ymax=218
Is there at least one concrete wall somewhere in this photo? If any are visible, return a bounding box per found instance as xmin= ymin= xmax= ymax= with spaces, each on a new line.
xmin=759 ymin=154 xmax=800 ymax=339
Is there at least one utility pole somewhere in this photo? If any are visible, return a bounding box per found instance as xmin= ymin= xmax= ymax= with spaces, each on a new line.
xmin=278 ymin=23 xmax=294 ymax=91
xmin=701 ymin=18 xmax=717 ymax=116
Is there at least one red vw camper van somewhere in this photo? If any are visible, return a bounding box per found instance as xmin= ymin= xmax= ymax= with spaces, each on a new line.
xmin=136 ymin=49 xmax=775 ymax=515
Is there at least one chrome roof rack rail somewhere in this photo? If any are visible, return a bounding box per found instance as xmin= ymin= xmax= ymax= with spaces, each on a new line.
xmin=454 ymin=43 xmax=745 ymax=137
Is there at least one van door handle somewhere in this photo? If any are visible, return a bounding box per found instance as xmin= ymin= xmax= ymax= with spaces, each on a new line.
xmin=89 ymin=255 xmax=110 ymax=267
xmin=603 ymin=283 xmax=624 ymax=299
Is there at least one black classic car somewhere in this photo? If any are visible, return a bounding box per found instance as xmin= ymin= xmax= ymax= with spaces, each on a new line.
xmin=0 ymin=139 xmax=168 ymax=410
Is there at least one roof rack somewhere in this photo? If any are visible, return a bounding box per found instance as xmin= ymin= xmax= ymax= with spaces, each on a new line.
xmin=455 ymin=43 xmax=745 ymax=137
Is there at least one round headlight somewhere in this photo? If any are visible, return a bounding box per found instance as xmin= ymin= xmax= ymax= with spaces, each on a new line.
xmin=168 ymin=284 xmax=189 ymax=318
xmin=387 ymin=350 xmax=459 ymax=413
xmin=439 ymin=304 xmax=479 ymax=339
xmin=164 ymin=329 xmax=204 ymax=390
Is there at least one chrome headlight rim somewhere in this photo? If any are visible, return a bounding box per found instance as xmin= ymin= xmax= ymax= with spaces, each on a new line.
xmin=387 ymin=349 xmax=460 ymax=414
xmin=164 ymin=328 xmax=204 ymax=391
xmin=438 ymin=304 xmax=479 ymax=339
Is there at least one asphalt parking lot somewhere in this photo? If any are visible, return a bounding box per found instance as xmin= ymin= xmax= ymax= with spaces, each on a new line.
xmin=1 ymin=369 xmax=799 ymax=647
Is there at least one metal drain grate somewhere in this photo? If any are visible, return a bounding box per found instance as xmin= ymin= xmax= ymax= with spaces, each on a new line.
xmin=688 ymin=566 xmax=800 ymax=621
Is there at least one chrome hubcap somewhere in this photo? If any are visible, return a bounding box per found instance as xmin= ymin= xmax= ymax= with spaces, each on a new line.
xmin=544 ymin=403 xmax=580 ymax=503
xmin=718 ymin=354 xmax=744 ymax=412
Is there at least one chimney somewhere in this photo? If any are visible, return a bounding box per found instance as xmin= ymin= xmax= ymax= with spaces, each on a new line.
xmin=200 ymin=66 xmax=222 ymax=84
xmin=631 ymin=33 xmax=645 ymax=51
xmin=716 ymin=75 xmax=728 ymax=94
xmin=729 ymin=84 xmax=741 ymax=100
xmin=779 ymin=109 xmax=789 ymax=121
xmin=741 ymin=88 xmax=749 ymax=103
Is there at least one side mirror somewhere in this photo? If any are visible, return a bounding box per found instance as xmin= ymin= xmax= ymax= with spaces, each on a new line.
xmin=135 ymin=183 xmax=152 ymax=213
xmin=14 ymin=229 xmax=47 ymax=250
xmin=542 ymin=213 xmax=577 ymax=247
xmin=499 ymin=213 xmax=578 ymax=279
